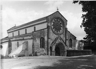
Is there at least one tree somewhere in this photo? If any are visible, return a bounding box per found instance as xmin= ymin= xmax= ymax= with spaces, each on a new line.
xmin=73 ymin=1 xmax=96 ymax=52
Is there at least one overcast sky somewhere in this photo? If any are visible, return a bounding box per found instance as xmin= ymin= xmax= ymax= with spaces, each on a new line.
xmin=1 ymin=0 xmax=86 ymax=40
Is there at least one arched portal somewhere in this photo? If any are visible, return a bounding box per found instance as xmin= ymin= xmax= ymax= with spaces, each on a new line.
xmin=55 ymin=42 xmax=65 ymax=56
xmin=55 ymin=46 xmax=60 ymax=56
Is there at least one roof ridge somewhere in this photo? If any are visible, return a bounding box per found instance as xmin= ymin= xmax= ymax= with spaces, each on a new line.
xmin=7 ymin=11 xmax=66 ymax=32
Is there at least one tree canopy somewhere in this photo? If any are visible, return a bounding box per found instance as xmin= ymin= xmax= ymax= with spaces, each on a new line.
xmin=73 ymin=1 xmax=96 ymax=51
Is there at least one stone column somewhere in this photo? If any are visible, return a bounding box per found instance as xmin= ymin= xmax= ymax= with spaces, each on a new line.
xmin=25 ymin=41 xmax=28 ymax=56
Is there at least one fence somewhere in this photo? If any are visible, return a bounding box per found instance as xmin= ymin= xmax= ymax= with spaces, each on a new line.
xmin=67 ymin=50 xmax=92 ymax=56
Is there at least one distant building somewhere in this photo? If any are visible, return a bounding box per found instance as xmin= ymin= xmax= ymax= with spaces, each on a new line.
xmin=1 ymin=11 xmax=77 ymax=56
xmin=75 ymin=40 xmax=84 ymax=50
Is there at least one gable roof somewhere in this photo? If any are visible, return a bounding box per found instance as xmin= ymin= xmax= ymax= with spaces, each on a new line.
xmin=67 ymin=30 xmax=76 ymax=39
xmin=7 ymin=11 xmax=67 ymax=33
xmin=8 ymin=25 xmax=16 ymax=31
xmin=1 ymin=36 xmax=9 ymax=43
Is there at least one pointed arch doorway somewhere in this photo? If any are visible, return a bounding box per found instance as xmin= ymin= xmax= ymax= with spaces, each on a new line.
xmin=55 ymin=46 xmax=60 ymax=56
xmin=55 ymin=42 xmax=65 ymax=56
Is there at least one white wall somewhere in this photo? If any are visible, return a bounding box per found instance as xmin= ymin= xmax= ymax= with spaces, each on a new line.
xmin=19 ymin=40 xmax=25 ymax=46
xmin=19 ymin=40 xmax=33 ymax=55
xmin=8 ymin=33 xmax=13 ymax=37
xmin=12 ymin=41 xmax=18 ymax=52
xmin=13 ymin=31 xmax=18 ymax=36
xmin=27 ymin=26 xmax=34 ymax=33
xmin=19 ymin=29 xmax=25 ymax=35
xmin=28 ymin=39 xmax=33 ymax=55
xmin=1 ymin=42 xmax=8 ymax=56
xmin=36 ymin=23 xmax=47 ymax=30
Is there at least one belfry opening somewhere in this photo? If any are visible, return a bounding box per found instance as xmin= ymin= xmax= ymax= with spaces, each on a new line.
xmin=55 ymin=42 xmax=65 ymax=56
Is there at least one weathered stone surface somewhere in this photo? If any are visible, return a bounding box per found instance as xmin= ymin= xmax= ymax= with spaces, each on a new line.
xmin=1 ymin=11 xmax=77 ymax=57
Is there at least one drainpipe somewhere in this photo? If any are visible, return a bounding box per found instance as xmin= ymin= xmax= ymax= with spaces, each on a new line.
xmin=47 ymin=23 xmax=49 ymax=55
xmin=32 ymin=26 xmax=36 ymax=56
xmin=65 ymin=28 xmax=67 ymax=45
xmin=32 ymin=34 xmax=34 ymax=56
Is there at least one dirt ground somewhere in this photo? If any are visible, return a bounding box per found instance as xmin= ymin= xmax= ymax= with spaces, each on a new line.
xmin=1 ymin=55 xmax=96 ymax=69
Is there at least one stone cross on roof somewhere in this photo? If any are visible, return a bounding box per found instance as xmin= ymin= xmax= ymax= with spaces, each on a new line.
xmin=57 ymin=7 xmax=59 ymax=11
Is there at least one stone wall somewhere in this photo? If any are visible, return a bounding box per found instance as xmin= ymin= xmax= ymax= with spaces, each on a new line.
xmin=46 ymin=12 xmax=67 ymax=56
xmin=32 ymin=29 xmax=47 ymax=55
xmin=67 ymin=50 xmax=92 ymax=56
xmin=66 ymin=30 xmax=77 ymax=50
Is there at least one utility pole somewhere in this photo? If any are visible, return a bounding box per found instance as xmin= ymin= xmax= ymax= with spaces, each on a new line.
xmin=0 ymin=3 xmax=2 ymax=69
xmin=0 ymin=3 xmax=2 ymax=39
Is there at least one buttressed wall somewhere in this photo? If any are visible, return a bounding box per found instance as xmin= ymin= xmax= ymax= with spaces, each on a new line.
xmin=1 ymin=11 xmax=77 ymax=56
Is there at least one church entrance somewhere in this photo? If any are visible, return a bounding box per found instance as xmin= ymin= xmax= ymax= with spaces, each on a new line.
xmin=55 ymin=42 xmax=65 ymax=56
xmin=55 ymin=46 xmax=60 ymax=56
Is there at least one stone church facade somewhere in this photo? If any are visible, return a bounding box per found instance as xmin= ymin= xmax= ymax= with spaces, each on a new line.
xmin=1 ymin=11 xmax=77 ymax=56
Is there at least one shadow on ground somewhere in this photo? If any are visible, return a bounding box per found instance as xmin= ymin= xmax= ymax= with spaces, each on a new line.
xmin=34 ymin=55 xmax=96 ymax=69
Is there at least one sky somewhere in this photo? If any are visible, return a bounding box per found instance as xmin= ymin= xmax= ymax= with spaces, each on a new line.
xmin=1 ymin=0 xmax=86 ymax=40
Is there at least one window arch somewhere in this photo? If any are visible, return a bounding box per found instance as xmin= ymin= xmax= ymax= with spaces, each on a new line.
xmin=50 ymin=47 xmax=52 ymax=55
xmin=40 ymin=37 xmax=45 ymax=48
xmin=69 ymin=39 xmax=72 ymax=48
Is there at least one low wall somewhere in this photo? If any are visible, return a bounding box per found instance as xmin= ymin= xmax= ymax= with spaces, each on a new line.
xmin=67 ymin=50 xmax=92 ymax=56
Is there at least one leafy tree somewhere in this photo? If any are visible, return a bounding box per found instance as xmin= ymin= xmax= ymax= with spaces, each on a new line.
xmin=73 ymin=1 xmax=96 ymax=52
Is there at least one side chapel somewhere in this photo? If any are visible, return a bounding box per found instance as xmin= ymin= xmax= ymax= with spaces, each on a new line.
xmin=1 ymin=11 xmax=77 ymax=56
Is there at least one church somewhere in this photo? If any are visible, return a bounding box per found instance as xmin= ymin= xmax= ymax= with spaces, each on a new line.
xmin=1 ymin=11 xmax=77 ymax=57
